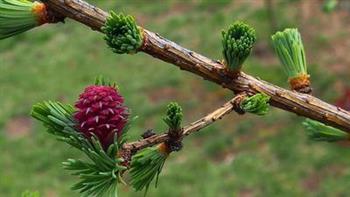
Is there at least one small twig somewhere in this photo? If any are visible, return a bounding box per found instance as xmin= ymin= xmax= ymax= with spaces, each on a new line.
xmin=181 ymin=94 xmax=244 ymax=137
xmin=122 ymin=94 xmax=245 ymax=152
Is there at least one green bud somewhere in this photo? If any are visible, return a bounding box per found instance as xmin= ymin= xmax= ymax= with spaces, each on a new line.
xmin=222 ymin=21 xmax=256 ymax=72
xmin=240 ymin=93 xmax=270 ymax=115
xmin=103 ymin=12 xmax=143 ymax=54
xmin=163 ymin=102 xmax=183 ymax=130
xmin=271 ymin=28 xmax=307 ymax=79
xmin=0 ymin=0 xmax=40 ymax=40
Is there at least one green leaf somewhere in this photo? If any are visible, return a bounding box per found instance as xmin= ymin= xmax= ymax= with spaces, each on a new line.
xmin=129 ymin=145 xmax=168 ymax=195
xmin=31 ymin=101 xmax=128 ymax=197
xmin=31 ymin=101 xmax=75 ymax=137
xmin=103 ymin=11 xmax=143 ymax=54
xmin=240 ymin=93 xmax=270 ymax=115
xmin=303 ymin=119 xmax=349 ymax=142
xmin=63 ymin=158 xmax=123 ymax=197
xmin=271 ymin=28 xmax=307 ymax=79
xmin=222 ymin=21 xmax=256 ymax=71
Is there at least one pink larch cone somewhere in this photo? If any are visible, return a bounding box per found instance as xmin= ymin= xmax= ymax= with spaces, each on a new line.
xmin=74 ymin=85 xmax=129 ymax=149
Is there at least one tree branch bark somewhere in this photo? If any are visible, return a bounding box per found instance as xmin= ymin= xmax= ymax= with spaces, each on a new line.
xmin=123 ymin=95 xmax=243 ymax=152
xmin=43 ymin=0 xmax=350 ymax=133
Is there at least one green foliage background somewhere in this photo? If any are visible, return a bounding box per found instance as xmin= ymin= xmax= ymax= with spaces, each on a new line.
xmin=1 ymin=0 xmax=350 ymax=196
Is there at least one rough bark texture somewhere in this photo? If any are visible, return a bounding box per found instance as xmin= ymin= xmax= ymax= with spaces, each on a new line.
xmin=43 ymin=0 xmax=350 ymax=133
xmin=40 ymin=3 xmax=66 ymax=24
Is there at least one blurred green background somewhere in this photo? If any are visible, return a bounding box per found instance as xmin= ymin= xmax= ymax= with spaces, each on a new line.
xmin=1 ymin=0 xmax=350 ymax=196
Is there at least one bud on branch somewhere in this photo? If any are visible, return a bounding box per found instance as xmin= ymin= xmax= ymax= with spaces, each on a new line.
xmin=241 ymin=93 xmax=270 ymax=115
xmin=222 ymin=21 xmax=256 ymax=73
xmin=8 ymin=0 xmax=350 ymax=196
xmin=271 ymin=28 xmax=311 ymax=93
xmin=42 ymin=0 xmax=350 ymax=132
xmin=103 ymin=12 xmax=143 ymax=54
xmin=0 ymin=0 xmax=64 ymax=40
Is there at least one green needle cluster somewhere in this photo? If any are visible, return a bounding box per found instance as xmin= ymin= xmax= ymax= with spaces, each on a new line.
xmin=0 ymin=0 xmax=39 ymax=40
xmin=129 ymin=145 xmax=168 ymax=195
xmin=103 ymin=11 xmax=143 ymax=54
xmin=31 ymin=101 xmax=127 ymax=197
xmin=222 ymin=21 xmax=256 ymax=72
xmin=271 ymin=28 xmax=307 ymax=79
xmin=163 ymin=102 xmax=183 ymax=131
xmin=240 ymin=93 xmax=270 ymax=115
xmin=129 ymin=102 xmax=184 ymax=195
xmin=303 ymin=119 xmax=349 ymax=142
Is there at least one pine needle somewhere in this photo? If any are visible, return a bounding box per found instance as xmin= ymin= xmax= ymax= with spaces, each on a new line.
xmin=303 ymin=119 xmax=349 ymax=142
xmin=129 ymin=145 xmax=168 ymax=195
xmin=271 ymin=28 xmax=307 ymax=79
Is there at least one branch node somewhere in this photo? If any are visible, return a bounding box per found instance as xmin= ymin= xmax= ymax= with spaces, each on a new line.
xmin=324 ymin=113 xmax=330 ymax=119
xmin=232 ymin=93 xmax=247 ymax=115
xmin=118 ymin=149 xmax=132 ymax=168
xmin=163 ymin=44 xmax=170 ymax=51
xmin=64 ymin=0 xmax=73 ymax=6
xmin=43 ymin=4 xmax=66 ymax=24
xmin=142 ymin=129 xmax=156 ymax=139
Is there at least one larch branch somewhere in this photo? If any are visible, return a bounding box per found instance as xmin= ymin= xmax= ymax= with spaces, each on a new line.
xmin=43 ymin=0 xmax=350 ymax=133
xmin=122 ymin=95 xmax=243 ymax=152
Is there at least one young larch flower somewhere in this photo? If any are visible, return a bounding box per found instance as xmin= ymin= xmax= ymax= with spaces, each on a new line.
xmin=74 ymin=85 xmax=129 ymax=149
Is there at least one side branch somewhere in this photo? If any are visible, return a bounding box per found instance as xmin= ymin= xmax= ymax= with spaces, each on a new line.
xmin=123 ymin=95 xmax=242 ymax=152
xmin=44 ymin=0 xmax=350 ymax=132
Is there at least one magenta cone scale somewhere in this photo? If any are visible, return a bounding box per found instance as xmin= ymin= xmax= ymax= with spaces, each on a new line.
xmin=74 ymin=85 xmax=129 ymax=149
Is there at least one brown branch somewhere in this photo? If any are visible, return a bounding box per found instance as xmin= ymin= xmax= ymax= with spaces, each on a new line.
xmin=122 ymin=94 xmax=244 ymax=152
xmin=43 ymin=0 xmax=350 ymax=133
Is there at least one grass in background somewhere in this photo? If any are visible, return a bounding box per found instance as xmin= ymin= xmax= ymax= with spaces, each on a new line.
xmin=1 ymin=0 xmax=350 ymax=196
